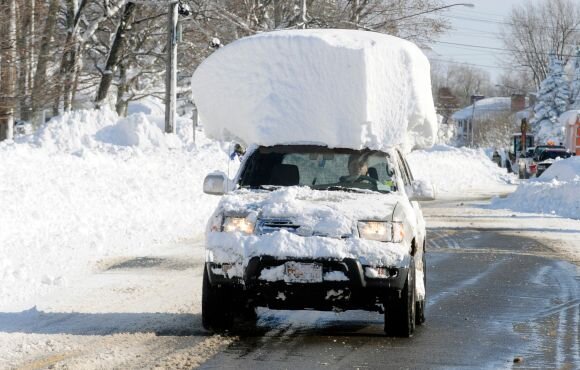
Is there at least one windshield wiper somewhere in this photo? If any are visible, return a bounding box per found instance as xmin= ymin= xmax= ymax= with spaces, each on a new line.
xmin=240 ymin=185 xmax=282 ymax=191
xmin=315 ymin=186 xmax=372 ymax=194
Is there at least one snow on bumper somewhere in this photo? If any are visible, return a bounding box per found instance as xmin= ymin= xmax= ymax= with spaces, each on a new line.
xmin=205 ymin=228 xmax=410 ymax=278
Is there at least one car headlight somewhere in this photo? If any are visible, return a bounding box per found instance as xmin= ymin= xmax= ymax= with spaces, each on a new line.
xmin=357 ymin=221 xmax=404 ymax=243
xmin=222 ymin=216 xmax=255 ymax=234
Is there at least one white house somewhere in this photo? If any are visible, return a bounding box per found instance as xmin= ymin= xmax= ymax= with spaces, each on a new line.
xmin=450 ymin=95 xmax=529 ymax=145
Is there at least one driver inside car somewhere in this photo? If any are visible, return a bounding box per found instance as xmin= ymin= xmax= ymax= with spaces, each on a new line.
xmin=341 ymin=153 xmax=372 ymax=182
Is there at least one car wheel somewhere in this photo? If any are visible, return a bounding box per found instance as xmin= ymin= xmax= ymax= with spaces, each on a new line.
xmin=415 ymin=247 xmax=426 ymax=325
xmin=384 ymin=262 xmax=416 ymax=337
xmin=202 ymin=265 xmax=234 ymax=332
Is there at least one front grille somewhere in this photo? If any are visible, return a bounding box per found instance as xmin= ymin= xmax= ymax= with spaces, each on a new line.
xmin=256 ymin=218 xmax=300 ymax=235
xmin=255 ymin=218 xmax=352 ymax=238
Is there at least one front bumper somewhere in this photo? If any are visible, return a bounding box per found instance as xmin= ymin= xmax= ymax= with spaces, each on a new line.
xmin=206 ymin=256 xmax=408 ymax=311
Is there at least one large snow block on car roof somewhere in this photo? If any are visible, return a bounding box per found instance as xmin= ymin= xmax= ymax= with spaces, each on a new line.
xmin=191 ymin=30 xmax=437 ymax=152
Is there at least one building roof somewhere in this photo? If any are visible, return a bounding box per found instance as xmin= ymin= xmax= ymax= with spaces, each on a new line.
xmin=451 ymin=97 xmax=512 ymax=121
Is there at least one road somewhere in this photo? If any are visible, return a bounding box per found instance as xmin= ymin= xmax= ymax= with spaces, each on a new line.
xmin=201 ymin=226 xmax=579 ymax=369
xmin=1 ymin=200 xmax=578 ymax=369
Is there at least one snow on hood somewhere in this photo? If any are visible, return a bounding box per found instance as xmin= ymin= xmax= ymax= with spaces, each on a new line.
xmin=191 ymin=29 xmax=437 ymax=153
xmin=205 ymin=187 xmax=410 ymax=269
xmin=217 ymin=187 xmax=401 ymax=236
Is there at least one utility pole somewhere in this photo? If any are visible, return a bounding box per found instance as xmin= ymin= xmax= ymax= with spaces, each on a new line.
xmin=165 ymin=2 xmax=178 ymax=134
xmin=470 ymin=95 xmax=484 ymax=147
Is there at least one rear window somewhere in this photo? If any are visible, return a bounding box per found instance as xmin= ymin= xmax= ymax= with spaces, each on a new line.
xmin=539 ymin=151 xmax=571 ymax=161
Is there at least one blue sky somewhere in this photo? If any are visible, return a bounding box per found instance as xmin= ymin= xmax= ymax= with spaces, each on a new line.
xmin=427 ymin=0 xmax=529 ymax=81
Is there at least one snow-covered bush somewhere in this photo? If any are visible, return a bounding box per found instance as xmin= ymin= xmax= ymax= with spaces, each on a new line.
xmin=570 ymin=47 xmax=580 ymax=110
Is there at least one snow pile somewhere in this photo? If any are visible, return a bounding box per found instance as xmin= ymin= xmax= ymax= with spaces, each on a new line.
xmin=491 ymin=157 xmax=580 ymax=219
xmin=25 ymin=107 xmax=190 ymax=153
xmin=192 ymin=29 xmax=437 ymax=152
xmin=0 ymin=106 xmax=232 ymax=310
xmin=407 ymin=145 xmax=516 ymax=195
xmin=29 ymin=108 xmax=119 ymax=152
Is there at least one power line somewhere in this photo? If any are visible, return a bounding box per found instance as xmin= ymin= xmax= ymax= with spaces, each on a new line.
xmin=429 ymin=58 xmax=528 ymax=71
xmin=439 ymin=13 xmax=580 ymax=33
xmin=433 ymin=40 xmax=579 ymax=58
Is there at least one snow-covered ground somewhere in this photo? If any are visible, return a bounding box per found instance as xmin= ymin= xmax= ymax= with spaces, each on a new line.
xmin=490 ymin=157 xmax=580 ymax=220
xmin=0 ymin=108 xmax=233 ymax=311
xmin=1 ymin=106 xmax=579 ymax=368
xmin=4 ymin=107 xmax=576 ymax=312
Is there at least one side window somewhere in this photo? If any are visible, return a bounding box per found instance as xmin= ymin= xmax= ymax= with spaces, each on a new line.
xmin=399 ymin=153 xmax=415 ymax=182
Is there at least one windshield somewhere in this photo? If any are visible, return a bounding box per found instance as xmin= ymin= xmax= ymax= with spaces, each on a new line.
xmin=238 ymin=146 xmax=396 ymax=193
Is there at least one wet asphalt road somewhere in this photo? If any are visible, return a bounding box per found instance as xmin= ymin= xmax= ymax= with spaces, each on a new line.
xmin=200 ymin=227 xmax=579 ymax=369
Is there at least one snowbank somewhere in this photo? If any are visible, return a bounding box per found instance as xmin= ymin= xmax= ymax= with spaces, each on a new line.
xmin=407 ymin=145 xmax=516 ymax=196
xmin=490 ymin=157 xmax=580 ymax=219
xmin=0 ymin=107 xmax=232 ymax=310
xmin=191 ymin=29 xmax=437 ymax=152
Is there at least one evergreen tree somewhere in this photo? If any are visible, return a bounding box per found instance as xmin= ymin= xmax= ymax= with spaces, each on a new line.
xmin=532 ymin=54 xmax=570 ymax=125
xmin=570 ymin=46 xmax=580 ymax=110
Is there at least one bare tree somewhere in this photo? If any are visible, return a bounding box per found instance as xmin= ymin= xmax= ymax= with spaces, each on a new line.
xmin=473 ymin=111 xmax=515 ymax=149
xmin=431 ymin=62 xmax=493 ymax=107
xmin=30 ymin=0 xmax=59 ymax=125
xmin=95 ymin=2 xmax=137 ymax=108
xmin=0 ymin=0 xmax=17 ymax=141
xmin=2 ymin=0 xmax=458 ymax=127
xmin=494 ymin=68 xmax=535 ymax=97
xmin=500 ymin=0 xmax=580 ymax=88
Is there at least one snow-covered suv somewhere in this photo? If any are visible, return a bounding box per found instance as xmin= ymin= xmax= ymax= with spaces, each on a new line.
xmin=202 ymin=144 xmax=434 ymax=337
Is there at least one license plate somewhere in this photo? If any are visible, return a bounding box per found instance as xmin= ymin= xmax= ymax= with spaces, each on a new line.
xmin=284 ymin=262 xmax=323 ymax=283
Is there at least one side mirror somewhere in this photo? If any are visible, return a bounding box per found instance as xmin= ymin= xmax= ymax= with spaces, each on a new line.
xmin=203 ymin=172 xmax=231 ymax=195
xmin=407 ymin=180 xmax=436 ymax=201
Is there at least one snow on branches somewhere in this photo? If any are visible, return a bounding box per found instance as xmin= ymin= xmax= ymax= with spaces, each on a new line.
xmin=571 ymin=47 xmax=580 ymax=110
xmin=533 ymin=54 xmax=570 ymax=125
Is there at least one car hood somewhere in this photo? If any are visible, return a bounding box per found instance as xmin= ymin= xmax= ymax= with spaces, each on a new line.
xmin=215 ymin=186 xmax=402 ymax=238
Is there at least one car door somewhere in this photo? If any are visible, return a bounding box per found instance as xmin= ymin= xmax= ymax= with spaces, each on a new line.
xmin=395 ymin=149 xmax=426 ymax=254
xmin=395 ymin=149 xmax=427 ymax=301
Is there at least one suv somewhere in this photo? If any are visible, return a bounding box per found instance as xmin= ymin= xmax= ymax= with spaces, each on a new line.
xmin=202 ymin=145 xmax=434 ymax=337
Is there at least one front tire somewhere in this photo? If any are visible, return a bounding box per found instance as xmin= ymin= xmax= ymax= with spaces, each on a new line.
xmin=202 ymin=265 xmax=234 ymax=332
xmin=384 ymin=264 xmax=416 ymax=337
xmin=415 ymin=247 xmax=426 ymax=325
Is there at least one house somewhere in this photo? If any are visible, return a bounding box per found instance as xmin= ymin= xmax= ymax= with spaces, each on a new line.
xmin=451 ymin=94 xmax=528 ymax=146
